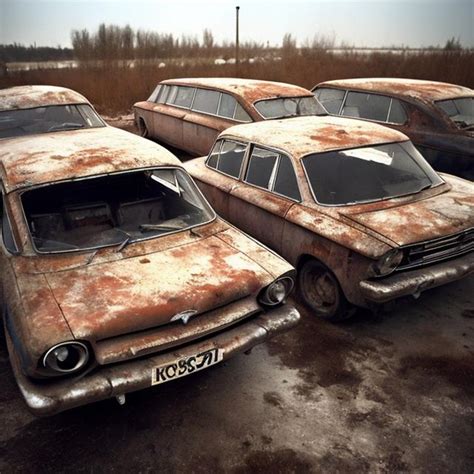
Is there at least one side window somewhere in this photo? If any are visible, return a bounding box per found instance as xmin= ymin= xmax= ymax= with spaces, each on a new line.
xmin=147 ymin=85 xmax=161 ymax=102
xmin=388 ymin=98 xmax=408 ymax=124
xmin=218 ymin=93 xmax=237 ymax=119
xmin=1 ymin=195 xmax=18 ymax=254
xmin=192 ymin=89 xmax=220 ymax=115
xmin=234 ymin=103 xmax=252 ymax=122
xmin=217 ymin=141 xmax=246 ymax=178
xmin=156 ymin=85 xmax=170 ymax=104
xmin=342 ymin=92 xmax=391 ymax=122
xmin=165 ymin=86 xmax=178 ymax=105
xmin=274 ymin=155 xmax=301 ymax=201
xmin=314 ymin=88 xmax=345 ymax=114
xmin=207 ymin=141 xmax=222 ymax=169
xmin=172 ymin=87 xmax=195 ymax=108
xmin=245 ymin=147 xmax=279 ymax=189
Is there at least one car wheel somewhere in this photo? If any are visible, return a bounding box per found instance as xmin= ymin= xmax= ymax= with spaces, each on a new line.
xmin=138 ymin=119 xmax=149 ymax=138
xmin=298 ymin=259 xmax=353 ymax=322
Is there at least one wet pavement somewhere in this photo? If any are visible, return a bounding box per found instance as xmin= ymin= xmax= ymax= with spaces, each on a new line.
xmin=0 ymin=276 xmax=473 ymax=473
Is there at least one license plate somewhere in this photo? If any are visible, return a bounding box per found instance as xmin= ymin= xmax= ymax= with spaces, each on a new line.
xmin=151 ymin=348 xmax=224 ymax=385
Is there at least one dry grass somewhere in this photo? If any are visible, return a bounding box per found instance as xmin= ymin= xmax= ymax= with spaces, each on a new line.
xmin=1 ymin=50 xmax=473 ymax=115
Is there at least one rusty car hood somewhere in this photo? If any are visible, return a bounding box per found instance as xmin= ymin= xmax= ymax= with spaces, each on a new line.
xmin=342 ymin=181 xmax=474 ymax=246
xmin=42 ymin=234 xmax=275 ymax=341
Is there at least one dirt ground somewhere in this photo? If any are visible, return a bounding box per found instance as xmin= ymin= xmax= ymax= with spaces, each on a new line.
xmin=0 ymin=120 xmax=472 ymax=473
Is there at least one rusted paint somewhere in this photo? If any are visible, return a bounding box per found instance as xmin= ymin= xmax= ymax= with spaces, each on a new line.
xmin=221 ymin=115 xmax=405 ymax=158
xmin=7 ymin=306 xmax=300 ymax=416
xmin=161 ymin=78 xmax=311 ymax=104
xmin=0 ymin=126 xmax=181 ymax=192
xmin=0 ymin=85 xmax=89 ymax=111
xmin=184 ymin=115 xmax=474 ymax=311
xmin=316 ymin=78 xmax=473 ymax=104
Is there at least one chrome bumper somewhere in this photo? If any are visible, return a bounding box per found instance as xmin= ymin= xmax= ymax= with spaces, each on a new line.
xmin=8 ymin=306 xmax=300 ymax=416
xmin=360 ymin=253 xmax=474 ymax=303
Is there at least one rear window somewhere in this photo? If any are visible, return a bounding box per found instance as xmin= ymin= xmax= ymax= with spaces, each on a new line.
xmin=436 ymin=97 xmax=473 ymax=128
xmin=341 ymin=91 xmax=407 ymax=124
xmin=0 ymin=104 xmax=104 ymax=139
xmin=314 ymin=88 xmax=345 ymax=114
xmin=254 ymin=96 xmax=325 ymax=119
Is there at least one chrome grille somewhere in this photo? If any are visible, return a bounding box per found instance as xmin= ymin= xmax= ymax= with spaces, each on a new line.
xmin=397 ymin=228 xmax=474 ymax=271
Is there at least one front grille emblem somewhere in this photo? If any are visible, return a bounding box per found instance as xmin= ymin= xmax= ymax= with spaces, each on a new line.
xmin=170 ymin=309 xmax=198 ymax=325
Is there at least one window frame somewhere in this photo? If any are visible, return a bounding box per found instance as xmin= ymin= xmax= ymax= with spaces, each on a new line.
xmin=243 ymin=143 xmax=302 ymax=203
xmin=0 ymin=190 xmax=20 ymax=255
xmin=205 ymin=138 xmax=249 ymax=180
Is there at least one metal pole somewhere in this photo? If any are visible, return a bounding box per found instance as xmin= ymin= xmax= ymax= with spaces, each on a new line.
xmin=236 ymin=6 xmax=240 ymax=76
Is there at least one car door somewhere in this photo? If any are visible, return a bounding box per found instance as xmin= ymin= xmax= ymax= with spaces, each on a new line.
xmin=228 ymin=145 xmax=301 ymax=253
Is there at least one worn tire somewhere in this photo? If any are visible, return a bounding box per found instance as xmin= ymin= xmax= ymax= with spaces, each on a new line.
xmin=138 ymin=119 xmax=149 ymax=138
xmin=298 ymin=259 xmax=353 ymax=322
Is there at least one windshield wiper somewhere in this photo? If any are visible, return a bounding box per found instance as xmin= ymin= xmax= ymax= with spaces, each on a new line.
xmin=48 ymin=123 xmax=85 ymax=132
xmin=115 ymin=230 xmax=132 ymax=252
xmin=139 ymin=223 xmax=183 ymax=232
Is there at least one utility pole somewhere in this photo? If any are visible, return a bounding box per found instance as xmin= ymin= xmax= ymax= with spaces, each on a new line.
xmin=235 ymin=5 xmax=240 ymax=76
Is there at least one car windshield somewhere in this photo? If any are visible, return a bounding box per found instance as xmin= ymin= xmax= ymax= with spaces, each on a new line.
xmin=21 ymin=168 xmax=215 ymax=253
xmin=435 ymin=97 xmax=474 ymax=129
xmin=254 ymin=96 xmax=326 ymax=119
xmin=0 ymin=104 xmax=104 ymax=139
xmin=302 ymin=141 xmax=444 ymax=206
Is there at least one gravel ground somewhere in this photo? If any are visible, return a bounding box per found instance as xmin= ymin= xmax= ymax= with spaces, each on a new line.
xmin=0 ymin=119 xmax=472 ymax=473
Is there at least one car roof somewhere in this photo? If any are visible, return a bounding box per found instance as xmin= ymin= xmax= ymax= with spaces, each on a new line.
xmin=0 ymin=126 xmax=182 ymax=192
xmin=0 ymin=85 xmax=90 ymax=111
xmin=161 ymin=78 xmax=312 ymax=103
xmin=221 ymin=115 xmax=407 ymax=158
xmin=315 ymin=78 xmax=473 ymax=103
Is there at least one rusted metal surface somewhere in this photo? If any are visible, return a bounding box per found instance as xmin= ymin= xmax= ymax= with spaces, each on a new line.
xmin=1 ymin=87 xmax=298 ymax=414
xmin=95 ymin=296 xmax=261 ymax=364
xmin=221 ymin=115 xmax=406 ymax=159
xmin=313 ymin=78 xmax=474 ymax=180
xmin=161 ymin=78 xmax=311 ymax=104
xmin=316 ymin=78 xmax=473 ymax=104
xmin=0 ymin=126 xmax=181 ymax=192
xmin=7 ymin=306 xmax=300 ymax=416
xmin=360 ymin=253 xmax=474 ymax=303
xmin=0 ymin=85 xmax=89 ymax=111
xmin=184 ymin=116 xmax=474 ymax=311
xmin=133 ymin=78 xmax=315 ymax=156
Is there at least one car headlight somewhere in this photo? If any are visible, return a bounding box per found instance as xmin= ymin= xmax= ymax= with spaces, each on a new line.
xmin=258 ymin=277 xmax=294 ymax=306
xmin=43 ymin=341 xmax=89 ymax=374
xmin=371 ymin=249 xmax=403 ymax=276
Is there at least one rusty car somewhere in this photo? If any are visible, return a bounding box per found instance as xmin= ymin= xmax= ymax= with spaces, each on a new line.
xmin=184 ymin=116 xmax=474 ymax=322
xmin=312 ymin=78 xmax=474 ymax=180
xmin=133 ymin=77 xmax=326 ymax=156
xmin=0 ymin=85 xmax=300 ymax=415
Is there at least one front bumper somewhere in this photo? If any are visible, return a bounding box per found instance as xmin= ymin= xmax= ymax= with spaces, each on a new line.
xmin=8 ymin=306 xmax=300 ymax=416
xmin=359 ymin=253 xmax=474 ymax=303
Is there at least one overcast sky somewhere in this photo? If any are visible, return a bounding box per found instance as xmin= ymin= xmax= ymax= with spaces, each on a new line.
xmin=1 ymin=0 xmax=473 ymax=48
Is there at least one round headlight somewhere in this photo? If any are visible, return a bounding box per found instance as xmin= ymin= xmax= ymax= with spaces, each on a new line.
xmin=259 ymin=277 xmax=294 ymax=306
xmin=43 ymin=342 xmax=89 ymax=374
xmin=372 ymin=249 xmax=403 ymax=276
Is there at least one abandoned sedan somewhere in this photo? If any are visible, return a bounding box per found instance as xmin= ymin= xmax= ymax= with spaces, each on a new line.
xmin=133 ymin=77 xmax=325 ymax=156
xmin=184 ymin=116 xmax=474 ymax=321
xmin=312 ymin=78 xmax=473 ymax=180
xmin=0 ymin=87 xmax=300 ymax=416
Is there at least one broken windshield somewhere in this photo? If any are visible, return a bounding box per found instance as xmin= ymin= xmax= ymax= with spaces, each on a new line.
xmin=21 ymin=168 xmax=215 ymax=253
xmin=0 ymin=104 xmax=104 ymax=139
xmin=435 ymin=97 xmax=474 ymax=129
xmin=254 ymin=96 xmax=326 ymax=119
xmin=302 ymin=141 xmax=443 ymax=206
